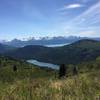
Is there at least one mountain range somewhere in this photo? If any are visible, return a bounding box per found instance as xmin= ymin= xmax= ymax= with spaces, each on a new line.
xmin=2 ymin=36 xmax=100 ymax=47
xmin=1 ymin=39 xmax=100 ymax=65
xmin=2 ymin=36 xmax=80 ymax=47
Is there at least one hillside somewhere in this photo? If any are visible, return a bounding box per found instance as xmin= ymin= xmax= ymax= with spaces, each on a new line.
xmin=0 ymin=43 xmax=16 ymax=53
xmin=0 ymin=56 xmax=100 ymax=99
xmin=5 ymin=39 xmax=100 ymax=64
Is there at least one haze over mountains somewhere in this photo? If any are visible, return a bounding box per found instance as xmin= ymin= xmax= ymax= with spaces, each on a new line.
xmin=1 ymin=36 xmax=80 ymax=47
xmin=1 ymin=36 xmax=100 ymax=47
xmin=2 ymin=36 xmax=100 ymax=47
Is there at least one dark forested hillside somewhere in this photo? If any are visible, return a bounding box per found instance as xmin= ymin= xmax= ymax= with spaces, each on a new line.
xmin=4 ymin=39 xmax=100 ymax=64
xmin=0 ymin=43 xmax=16 ymax=53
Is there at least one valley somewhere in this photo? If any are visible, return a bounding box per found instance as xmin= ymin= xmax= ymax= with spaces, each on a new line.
xmin=0 ymin=39 xmax=100 ymax=99
xmin=3 ymin=39 xmax=100 ymax=65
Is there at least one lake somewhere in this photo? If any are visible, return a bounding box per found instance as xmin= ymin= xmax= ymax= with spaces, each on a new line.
xmin=45 ymin=43 xmax=70 ymax=47
xmin=27 ymin=43 xmax=70 ymax=70
xmin=27 ymin=60 xmax=59 ymax=70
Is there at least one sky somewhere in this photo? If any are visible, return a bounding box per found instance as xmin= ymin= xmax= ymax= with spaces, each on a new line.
xmin=0 ymin=0 xmax=100 ymax=40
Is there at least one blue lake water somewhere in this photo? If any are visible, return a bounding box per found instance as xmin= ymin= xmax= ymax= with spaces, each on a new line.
xmin=45 ymin=43 xmax=70 ymax=47
xmin=27 ymin=60 xmax=59 ymax=70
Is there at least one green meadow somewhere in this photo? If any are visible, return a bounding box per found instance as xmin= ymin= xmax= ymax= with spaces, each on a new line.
xmin=0 ymin=56 xmax=100 ymax=100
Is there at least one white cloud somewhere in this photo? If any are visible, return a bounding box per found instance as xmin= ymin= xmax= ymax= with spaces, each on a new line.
xmin=72 ymin=1 xmax=100 ymax=26
xmin=58 ymin=1 xmax=100 ymax=37
xmin=65 ymin=4 xmax=83 ymax=9
xmin=79 ymin=31 xmax=97 ymax=37
xmin=62 ymin=1 xmax=100 ymax=37
xmin=59 ymin=4 xmax=84 ymax=11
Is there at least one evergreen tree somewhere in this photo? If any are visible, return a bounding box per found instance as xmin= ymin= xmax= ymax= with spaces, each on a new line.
xmin=13 ymin=65 xmax=17 ymax=72
xmin=59 ymin=64 xmax=66 ymax=78
xmin=73 ymin=66 xmax=78 ymax=75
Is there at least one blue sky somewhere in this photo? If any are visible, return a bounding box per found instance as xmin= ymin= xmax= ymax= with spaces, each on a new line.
xmin=0 ymin=0 xmax=100 ymax=40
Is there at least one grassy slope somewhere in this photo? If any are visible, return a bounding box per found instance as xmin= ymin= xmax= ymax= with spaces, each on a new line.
xmin=0 ymin=56 xmax=100 ymax=100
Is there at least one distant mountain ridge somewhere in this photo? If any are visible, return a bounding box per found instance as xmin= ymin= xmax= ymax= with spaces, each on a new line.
xmin=4 ymin=39 xmax=100 ymax=65
xmin=1 ymin=36 xmax=85 ymax=47
xmin=2 ymin=36 xmax=100 ymax=47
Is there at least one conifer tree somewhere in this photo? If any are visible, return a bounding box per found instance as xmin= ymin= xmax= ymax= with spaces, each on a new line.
xmin=13 ymin=65 xmax=17 ymax=72
xmin=59 ymin=64 xmax=66 ymax=78
xmin=73 ymin=66 xmax=78 ymax=75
